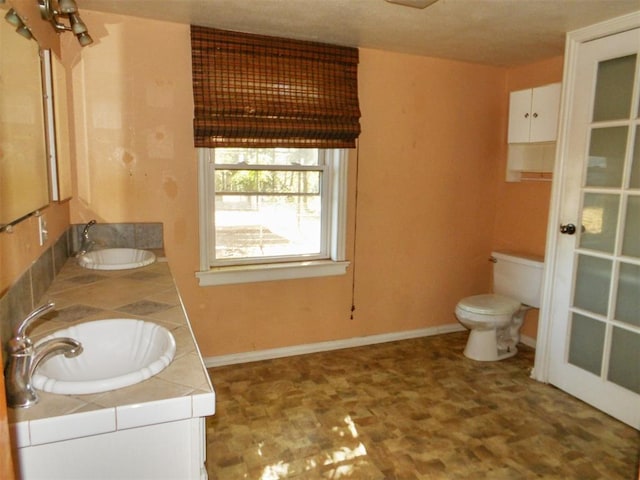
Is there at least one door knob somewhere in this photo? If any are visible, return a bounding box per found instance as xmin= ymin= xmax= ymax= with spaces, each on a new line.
xmin=560 ymin=223 xmax=576 ymax=235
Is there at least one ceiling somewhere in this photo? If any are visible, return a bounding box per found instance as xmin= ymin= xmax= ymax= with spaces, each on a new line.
xmin=78 ymin=0 xmax=639 ymax=67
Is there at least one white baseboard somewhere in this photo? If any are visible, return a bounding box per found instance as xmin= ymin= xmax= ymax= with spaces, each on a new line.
xmin=203 ymin=323 xmax=466 ymax=368
xmin=521 ymin=334 xmax=537 ymax=349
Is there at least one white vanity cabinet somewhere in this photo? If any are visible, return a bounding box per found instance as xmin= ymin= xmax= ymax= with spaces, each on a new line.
xmin=18 ymin=417 xmax=207 ymax=480
xmin=508 ymin=83 xmax=561 ymax=143
xmin=9 ymin=260 xmax=216 ymax=480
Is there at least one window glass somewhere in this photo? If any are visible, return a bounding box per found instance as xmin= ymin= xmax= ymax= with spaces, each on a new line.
xmin=210 ymin=148 xmax=332 ymax=265
xmin=215 ymin=148 xmax=320 ymax=166
xmin=592 ymin=54 xmax=636 ymax=122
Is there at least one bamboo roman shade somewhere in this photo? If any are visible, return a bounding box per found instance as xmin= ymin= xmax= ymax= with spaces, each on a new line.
xmin=190 ymin=25 xmax=361 ymax=148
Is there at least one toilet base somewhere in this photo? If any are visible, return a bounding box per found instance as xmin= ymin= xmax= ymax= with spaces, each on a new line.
xmin=463 ymin=328 xmax=518 ymax=362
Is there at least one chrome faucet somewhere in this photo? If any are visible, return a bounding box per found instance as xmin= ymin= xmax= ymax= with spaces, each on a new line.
xmin=76 ymin=219 xmax=97 ymax=256
xmin=4 ymin=301 xmax=83 ymax=408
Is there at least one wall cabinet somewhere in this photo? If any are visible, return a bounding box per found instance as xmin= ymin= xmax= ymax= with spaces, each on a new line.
xmin=508 ymin=83 xmax=561 ymax=143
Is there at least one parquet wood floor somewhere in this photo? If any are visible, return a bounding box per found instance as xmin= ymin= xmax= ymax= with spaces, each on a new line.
xmin=206 ymin=332 xmax=639 ymax=479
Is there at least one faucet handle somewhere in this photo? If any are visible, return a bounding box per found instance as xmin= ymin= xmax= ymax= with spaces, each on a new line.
xmin=13 ymin=301 xmax=56 ymax=340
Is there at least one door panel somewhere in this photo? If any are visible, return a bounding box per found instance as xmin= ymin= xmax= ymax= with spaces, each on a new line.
xmin=547 ymin=26 xmax=640 ymax=429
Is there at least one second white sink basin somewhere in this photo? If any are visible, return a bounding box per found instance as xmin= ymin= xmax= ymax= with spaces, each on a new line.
xmin=32 ymin=319 xmax=176 ymax=395
xmin=78 ymin=248 xmax=156 ymax=270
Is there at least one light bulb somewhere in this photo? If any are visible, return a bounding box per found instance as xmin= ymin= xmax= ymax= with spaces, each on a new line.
xmin=58 ymin=0 xmax=77 ymax=14
xmin=16 ymin=25 xmax=33 ymax=40
xmin=77 ymin=32 xmax=93 ymax=46
xmin=4 ymin=9 xmax=23 ymax=27
xmin=69 ymin=13 xmax=87 ymax=34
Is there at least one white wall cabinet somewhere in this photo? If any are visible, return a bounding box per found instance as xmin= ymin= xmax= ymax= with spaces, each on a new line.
xmin=508 ymin=83 xmax=561 ymax=143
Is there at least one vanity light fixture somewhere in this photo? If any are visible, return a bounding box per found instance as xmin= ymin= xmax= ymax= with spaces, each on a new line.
xmin=4 ymin=8 xmax=34 ymax=40
xmin=38 ymin=0 xmax=93 ymax=46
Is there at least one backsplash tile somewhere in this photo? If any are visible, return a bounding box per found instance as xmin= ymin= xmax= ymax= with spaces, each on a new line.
xmin=135 ymin=223 xmax=164 ymax=249
xmin=5 ymin=273 xmax=33 ymax=336
xmin=52 ymin=231 xmax=70 ymax=274
xmin=0 ymin=295 xmax=10 ymax=364
xmin=70 ymin=223 xmax=132 ymax=252
xmin=70 ymin=222 xmax=163 ymax=253
xmin=31 ymin=249 xmax=54 ymax=305
xmin=0 ymin=270 xmax=32 ymax=365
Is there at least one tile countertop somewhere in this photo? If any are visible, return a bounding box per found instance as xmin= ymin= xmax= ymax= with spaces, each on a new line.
xmin=8 ymin=258 xmax=215 ymax=448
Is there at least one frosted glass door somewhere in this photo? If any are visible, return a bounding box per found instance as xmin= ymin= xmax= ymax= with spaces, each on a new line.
xmin=569 ymin=51 xmax=640 ymax=395
xmin=546 ymin=25 xmax=640 ymax=429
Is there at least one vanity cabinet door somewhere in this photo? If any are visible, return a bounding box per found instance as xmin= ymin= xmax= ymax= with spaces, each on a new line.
xmin=508 ymin=83 xmax=561 ymax=143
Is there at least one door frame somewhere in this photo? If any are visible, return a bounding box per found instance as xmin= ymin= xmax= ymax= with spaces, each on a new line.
xmin=533 ymin=11 xmax=640 ymax=383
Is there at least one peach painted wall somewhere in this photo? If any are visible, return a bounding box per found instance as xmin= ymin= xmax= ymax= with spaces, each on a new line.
xmin=494 ymin=55 xmax=565 ymax=340
xmin=66 ymin=11 xmax=509 ymax=357
xmin=353 ymin=49 xmax=505 ymax=335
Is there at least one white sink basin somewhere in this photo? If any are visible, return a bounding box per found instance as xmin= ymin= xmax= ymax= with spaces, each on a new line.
xmin=32 ymin=319 xmax=176 ymax=395
xmin=78 ymin=248 xmax=156 ymax=270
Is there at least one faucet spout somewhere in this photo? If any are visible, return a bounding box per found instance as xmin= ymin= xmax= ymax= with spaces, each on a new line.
xmin=76 ymin=219 xmax=97 ymax=257
xmin=12 ymin=301 xmax=55 ymax=342
xmin=4 ymin=302 xmax=83 ymax=408
xmin=82 ymin=219 xmax=97 ymax=239
xmin=30 ymin=337 xmax=83 ymax=377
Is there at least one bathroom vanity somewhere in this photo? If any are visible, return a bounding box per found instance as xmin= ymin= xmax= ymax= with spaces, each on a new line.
xmin=8 ymin=258 xmax=215 ymax=479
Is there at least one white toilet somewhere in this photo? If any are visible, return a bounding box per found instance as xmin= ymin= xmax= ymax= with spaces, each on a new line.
xmin=455 ymin=251 xmax=544 ymax=361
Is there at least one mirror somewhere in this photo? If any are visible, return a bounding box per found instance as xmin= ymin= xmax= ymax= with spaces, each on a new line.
xmin=0 ymin=6 xmax=50 ymax=227
xmin=43 ymin=49 xmax=73 ymax=201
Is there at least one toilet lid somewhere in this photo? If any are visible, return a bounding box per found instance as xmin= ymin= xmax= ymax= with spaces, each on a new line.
xmin=458 ymin=294 xmax=520 ymax=315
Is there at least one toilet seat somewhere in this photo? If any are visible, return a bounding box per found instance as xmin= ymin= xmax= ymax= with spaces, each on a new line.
xmin=457 ymin=294 xmax=520 ymax=315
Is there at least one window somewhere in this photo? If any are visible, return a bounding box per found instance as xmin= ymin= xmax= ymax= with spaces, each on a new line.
xmin=197 ymin=148 xmax=349 ymax=285
xmin=190 ymin=26 xmax=360 ymax=285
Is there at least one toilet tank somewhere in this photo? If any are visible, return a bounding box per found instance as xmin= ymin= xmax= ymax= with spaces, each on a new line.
xmin=492 ymin=251 xmax=544 ymax=307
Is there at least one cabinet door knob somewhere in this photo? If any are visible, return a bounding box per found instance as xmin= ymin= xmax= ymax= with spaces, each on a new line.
xmin=524 ymin=113 xmax=529 ymax=118
xmin=533 ymin=112 xmax=538 ymax=118
xmin=560 ymin=223 xmax=576 ymax=235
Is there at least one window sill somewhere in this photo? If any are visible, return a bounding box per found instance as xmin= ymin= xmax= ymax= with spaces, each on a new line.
xmin=196 ymin=260 xmax=350 ymax=286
